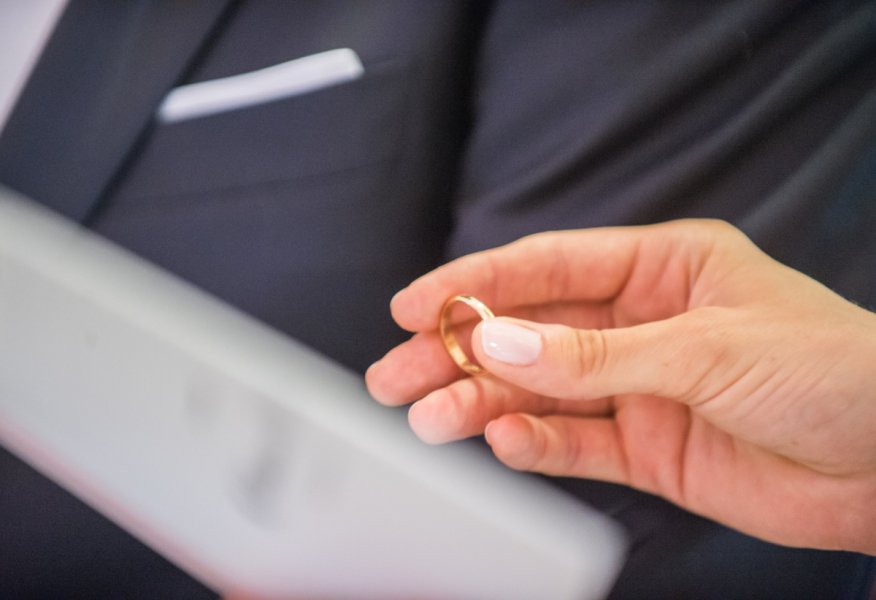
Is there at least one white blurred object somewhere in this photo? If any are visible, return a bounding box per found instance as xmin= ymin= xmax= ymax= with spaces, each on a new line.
xmin=0 ymin=188 xmax=626 ymax=600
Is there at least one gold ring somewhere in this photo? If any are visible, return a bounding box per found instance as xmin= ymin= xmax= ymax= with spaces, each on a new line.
xmin=440 ymin=295 xmax=495 ymax=375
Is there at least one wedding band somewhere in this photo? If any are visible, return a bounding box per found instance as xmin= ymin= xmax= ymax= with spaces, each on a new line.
xmin=440 ymin=295 xmax=495 ymax=375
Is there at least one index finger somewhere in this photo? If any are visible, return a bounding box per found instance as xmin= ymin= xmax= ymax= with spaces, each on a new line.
xmin=391 ymin=226 xmax=645 ymax=332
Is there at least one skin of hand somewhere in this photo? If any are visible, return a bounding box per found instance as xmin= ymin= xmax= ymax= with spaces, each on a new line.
xmin=365 ymin=220 xmax=876 ymax=554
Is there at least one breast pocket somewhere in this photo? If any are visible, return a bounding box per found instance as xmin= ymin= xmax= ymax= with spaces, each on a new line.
xmin=111 ymin=58 xmax=409 ymax=208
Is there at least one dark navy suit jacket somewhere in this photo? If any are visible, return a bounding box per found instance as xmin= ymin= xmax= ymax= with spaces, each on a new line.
xmin=1 ymin=1 xmax=875 ymax=598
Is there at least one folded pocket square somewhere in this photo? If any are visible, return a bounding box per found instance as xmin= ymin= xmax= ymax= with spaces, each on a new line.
xmin=157 ymin=48 xmax=364 ymax=124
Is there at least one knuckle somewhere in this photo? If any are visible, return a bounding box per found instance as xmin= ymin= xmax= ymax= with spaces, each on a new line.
xmin=524 ymin=418 xmax=550 ymax=471
xmin=558 ymin=421 xmax=583 ymax=475
xmin=440 ymin=383 xmax=470 ymax=433
xmin=567 ymin=327 xmax=609 ymax=383
xmin=668 ymin=218 xmax=745 ymax=247
xmin=699 ymin=218 xmax=739 ymax=237
xmin=666 ymin=309 xmax=735 ymax=403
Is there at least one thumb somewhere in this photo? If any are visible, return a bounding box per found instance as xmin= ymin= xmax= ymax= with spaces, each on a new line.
xmin=471 ymin=312 xmax=732 ymax=403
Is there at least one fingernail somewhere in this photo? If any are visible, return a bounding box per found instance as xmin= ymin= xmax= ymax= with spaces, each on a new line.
xmin=484 ymin=420 xmax=497 ymax=444
xmin=480 ymin=319 xmax=542 ymax=365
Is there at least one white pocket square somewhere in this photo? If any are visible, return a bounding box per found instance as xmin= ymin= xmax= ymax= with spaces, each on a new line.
xmin=157 ymin=48 xmax=364 ymax=124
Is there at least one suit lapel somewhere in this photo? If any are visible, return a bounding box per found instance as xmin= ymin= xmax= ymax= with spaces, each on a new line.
xmin=0 ymin=0 xmax=236 ymax=222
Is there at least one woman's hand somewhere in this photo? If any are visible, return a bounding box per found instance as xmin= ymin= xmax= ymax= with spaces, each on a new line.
xmin=366 ymin=220 xmax=876 ymax=554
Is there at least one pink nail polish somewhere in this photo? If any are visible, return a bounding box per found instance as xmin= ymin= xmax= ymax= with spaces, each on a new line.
xmin=480 ymin=320 xmax=542 ymax=366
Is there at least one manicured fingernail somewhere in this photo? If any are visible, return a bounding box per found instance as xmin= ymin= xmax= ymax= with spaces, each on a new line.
xmin=480 ymin=319 xmax=542 ymax=366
